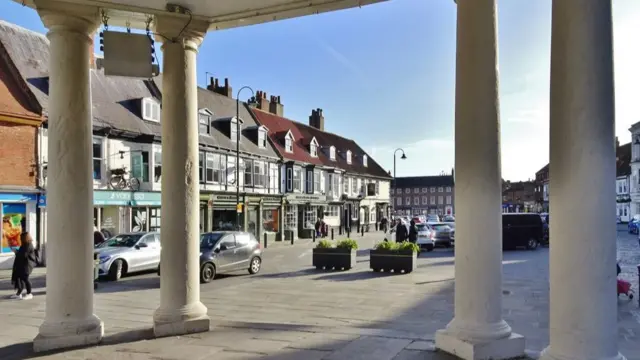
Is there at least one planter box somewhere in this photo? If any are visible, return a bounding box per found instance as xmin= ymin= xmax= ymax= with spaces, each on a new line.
xmin=313 ymin=248 xmax=356 ymax=270
xmin=370 ymin=249 xmax=417 ymax=274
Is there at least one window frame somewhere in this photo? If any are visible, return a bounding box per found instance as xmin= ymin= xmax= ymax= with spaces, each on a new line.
xmin=362 ymin=154 xmax=368 ymax=167
xmin=346 ymin=150 xmax=352 ymax=164
xmin=329 ymin=146 xmax=336 ymax=161
xmin=244 ymin=158 xmax=253 ymax=187
xmin=293 ymin=167 xmax=302 ymax=192
xmin=92 ymin=137 xmax=103 ymax=181
xmin=258 ymin=128 xmax=267 ymax=148
xmin=142 ymin=97 xmax=161 ymax=122
xmin=230 ymin=118 xmax=241 ymax=143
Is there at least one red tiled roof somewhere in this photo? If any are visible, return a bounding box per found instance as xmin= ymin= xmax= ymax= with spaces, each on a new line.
xmin=249 ymin=107 xmax=391 ymax=179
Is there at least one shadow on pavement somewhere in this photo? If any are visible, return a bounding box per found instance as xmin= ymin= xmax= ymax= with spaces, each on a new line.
xmin=253 ymin=268 xmax=318 ymax=279
xmin=313 ymin=270 xmax=396 ymax=282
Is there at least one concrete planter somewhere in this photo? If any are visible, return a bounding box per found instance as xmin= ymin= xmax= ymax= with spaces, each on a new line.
xmin=370 ymin=249 xmax=417 ymax=274
xmin=312 ymin=248 xmax=356 ymax=270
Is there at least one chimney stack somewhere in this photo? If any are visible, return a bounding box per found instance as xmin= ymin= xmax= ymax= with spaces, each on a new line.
xmin=309 ymin=108 xmax=325 ymax=131
xmin=255 ymin=90 xmax=271 ymax=112
xmin=206 ymin=76 xmax=233 ymax=98
xmin=269 ymin=95 xmax=284 ymax=117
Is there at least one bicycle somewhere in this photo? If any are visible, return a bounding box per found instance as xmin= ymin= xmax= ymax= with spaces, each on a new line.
xmin=108 ymin=167 xmax=140 ymax=191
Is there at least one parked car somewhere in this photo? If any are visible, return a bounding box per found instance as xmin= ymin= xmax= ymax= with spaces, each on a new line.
xmin=502 ymin=213 xmax=543 ymax=250
xmin=415 ymin=223 xmax=435 ymax=251
xmin=427 ymin=214 xmax=440 ymax=223
xmin=95 ymin=232 xmax=161 ymax=281
xmin=156 ymin=231 xmax=263 ymax=283
xmin=443 ymin=215 xmax=455 ymax=222
xmin=429 ymin=223 xmax=453 ymax=248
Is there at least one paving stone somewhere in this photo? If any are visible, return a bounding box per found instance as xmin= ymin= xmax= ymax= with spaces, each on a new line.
xmin=323 ymin=336 xmax=411 ymax=360
xmin=405 ymin=340 xmax=436 ymax=351
xmin=287 ymin=332 xmax=360 ymax=351
xmin=392 ymin=349 xmax=459 ymax=360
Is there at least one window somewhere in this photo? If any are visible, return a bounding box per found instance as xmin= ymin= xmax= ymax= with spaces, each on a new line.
xmin=253 ymin=160 xmax=267 ymax=187
xmin=92 ymin=137 xmax=103 ymax=180
xmin=328 ymin=173 xmax=334 ymax=192
xmin=285 ymin=133 xmax=294 ymax=153
xmin=430 ymin=196 xmax=435 ymax=204
xmin=258 ymin=129 xmax=267 ymax=148
xmin=333 ymin=175 xmax=340 ymax=196
xmin=131 ymin=207 xmax=148 ymax=232
xmin=263 ymin=209 xmax=278 ymax=232
xmin=206 ymin=153 xmax=215 ymax=183
xmin=352 ymin=178 xmax=358 ymax=194
xmin=446 ymin=196 xmax=452 ymax=205
xmin=142 ymin=98 xmax=161 ymax=122
xmin=303 ymin=206 xmax=318 ymax=229
xmin=230 ymin=118 xmax=241 ymax=142
xmin=343 ymin=177 xmax=349 ymax=194
xmin=310 ymin=138 xmax=318 ymax=157
xmin=422 ymin=196 xmax=428 ymax=205
xmin=314 ymin=170 xmax=321 ymax=193
xmin=396 ymin=188 xmax=402 ymax=194
xmin=446 ymin=186 xmax=452 ymax=192
xmin=284 ymin=205 xmax=297 ymax=230
xmin=131 ymin=151 xmax=150 ymax=182
xmin=306 ymin=170 xmax=313 ymax=193
xmin=414 ymin=188 xmax=419 ymax=194
xmin=363 ymin=155 xmax=368 ymax=167
xmin=438 ymin=187 xmax=444 ymax=192
xmin=149 ymin=208 xmax=161 ymax=232
xmin=227 ymin=157 xmax=236 ymax=185
xmin=269 ymin=164 xmax=279 ymax=193
xmin=199 ymin=152 xmax=204 ymax=182
xmin=199 ymin=112 xmax=211 ymax=134
xmin=422 ymin=188 xmax=428 ymax=193
xmin=328 ymin=206 xmax=340 ymax=217
xmin=405 ymin=197 xmax=411 ymax=205
xmin=244 ymin=159 xmax=253 ymax=187
xmin=438 ymin=196 xmax=444 ymax=204
xmin=405 ymin=188 xmax=410 ymax=194
xmin=396 ymin=198 xmax=402 ymax=206
xmin=414 ymin=196 xmax=420 ymax=205
xmin=286 ymin=167 xmax=293 ymax=191
xmin=330 ymin=146 xmax=336 ymax=160
xmin=293 ymin=168 xmax=302 ymax=191
xmin=213 ymin=154 xmax=226 ymax=184
xmin=375 ymin=181 xmax=379 ymax=195
xmin=153 ymin=151 xmax=162 ymax=182
xmin=430 ymin=187 xmax=435 ymax=193
xmin=346 ymin=150 xmax=352 ymax=164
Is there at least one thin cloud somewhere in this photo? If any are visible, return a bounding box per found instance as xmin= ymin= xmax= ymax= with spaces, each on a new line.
xmin=310 ymin=35 xmax=370 ymax=85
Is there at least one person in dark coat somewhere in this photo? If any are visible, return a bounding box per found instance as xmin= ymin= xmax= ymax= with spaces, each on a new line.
xmin=94 ymin=230 xmax=106 ymax=246
xmin=11 ymin=232 xmax=37 ymax=300
xmin=408 ymin=219 xmax=418 ymax=244
xmin=395 ymin=219 xmax=408 ymax=243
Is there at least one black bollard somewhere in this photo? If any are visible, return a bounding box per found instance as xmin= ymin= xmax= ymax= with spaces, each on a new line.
xmin=290 ymin=234 xmax=294 ymax=245
xmin=263 ymin=232 xmax=268 ymax=249
xmin=347 ymin=228 xmax=350 ymax=238
xmin=361 ymin=226 xmax=365 ymax=236
xmin=339 ymin=226 xmax=342 ymax=235
xmin=331 ymin=228 xmax=335 ymax=240
xmin=312 ymin=230 xmax=316 ymax=243
xmin=637 ymin=265 xmax=640 ymax=306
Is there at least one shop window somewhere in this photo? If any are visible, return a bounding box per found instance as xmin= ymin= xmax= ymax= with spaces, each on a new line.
xmin=244 ymin=159 xmax=253 ymax=187
xmin=247 ymin=209 xmax=258 ymax=235
xmin=269 ymin=164 xmax=279 ymax=193
xmin=199 ymin=152 xmax=205 ymax=183
xmin=149 ymin=208 xmax=161 ymax=232
xmin=92 ymin=137 xmax=103 ymax=180
xmin=284 ymin=205 xmax=297 ymax=230
xmin=328 ymin=206 xmax=340 ymax=217
xmin=263 ymin=209 xmax=279 ymax=233
xmin=131 ymin=207 xmax=148 ymax=232
xmin=293 ymin=168 xmax=301 ymax=192
xmin=131 ymin=151 xmax=150 ymax=182
xmin=303 ymin=206 xmax=318 ymax=229
xmin=154 ymin=151 xmax=162 ymax=182
xmin=1 ymin=203 xmax=27 ymax=253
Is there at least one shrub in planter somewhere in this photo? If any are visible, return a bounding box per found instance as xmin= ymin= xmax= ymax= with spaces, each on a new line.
xmin=370 ymin=241 xmax=418 ymax=274
xmin=313 ymin=239 xmax=358 ymax=271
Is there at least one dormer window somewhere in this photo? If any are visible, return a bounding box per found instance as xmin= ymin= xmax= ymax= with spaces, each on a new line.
xmin=329 ymin=146 xmax=336 ymax=161
xmin=142 ymin=97 xmax=161 ymax=122
xmin=258 ymin=126 xmax=268 ymax=148
xmin=284 ymin=130 xmax=294 ymax=153
xmin=309 ymin=137 xmax=319 ymax=157
xmin=346 ymin=150 xmax=352 ymax=164
xmin=198 ymin=109 xmax=213 ymax=135
xmin=363 ymin=154 xmax=368 ymax=167
xmin=230 ymin=117 xmax=243 ymax=142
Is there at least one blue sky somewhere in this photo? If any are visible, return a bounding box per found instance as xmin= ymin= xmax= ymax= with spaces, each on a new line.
xmin=2 ymin=0 xmax=639 ymax=181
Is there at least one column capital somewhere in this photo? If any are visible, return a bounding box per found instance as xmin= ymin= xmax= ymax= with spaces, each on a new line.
xmin=154 ymin=15 xmax=209 ymax=49
xmin=34 ymin=0 xmax=100 ymax=38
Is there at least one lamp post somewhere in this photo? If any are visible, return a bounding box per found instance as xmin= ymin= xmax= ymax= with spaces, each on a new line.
xmin=236 ymin=86 xmax=255 ymax=231
xmin=393 ymin=148 xmax=407 ymax=216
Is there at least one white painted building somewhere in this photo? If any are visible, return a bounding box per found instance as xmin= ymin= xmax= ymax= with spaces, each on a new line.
xmin=616 ymin=175 xmax=630 ymax=222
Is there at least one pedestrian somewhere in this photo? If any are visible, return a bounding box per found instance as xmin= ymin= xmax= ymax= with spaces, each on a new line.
xmin=10 ymin=232 xmax=37 ymax=300
xmin=408 ymin=219 xmax=418 ymax=245
xmin=380 ymin=217 xmax=388 ymax=233
xmin=94 ymin=229 xmax=106 ymax=246
xmin=395 ymin=219 xmax=408 ymax=243
xmin=315 ymin=218 xmax=322 ymax=238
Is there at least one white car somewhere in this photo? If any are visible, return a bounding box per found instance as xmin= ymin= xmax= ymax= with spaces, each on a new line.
xmin=415 ymin=223 xmax=435 ymax=251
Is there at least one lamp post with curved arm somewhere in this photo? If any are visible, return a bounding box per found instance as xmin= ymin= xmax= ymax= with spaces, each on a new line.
xmin=236 ymin=86 xmax=255 ymax=230
xmin=393 ymin=148 xmax=407 ymax=215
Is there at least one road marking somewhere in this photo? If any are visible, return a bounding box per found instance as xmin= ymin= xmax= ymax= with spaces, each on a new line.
xmin=298 ymin=250 xmax=312 ymax=258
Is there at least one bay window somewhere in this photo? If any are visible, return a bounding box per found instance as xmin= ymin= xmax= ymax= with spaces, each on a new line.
xmin=269 ymin=164 xmax=279 ymax=193
xmin=343 ymin=177 xmax=349 ymax=195
xmin=206 ymin=152 xmax=215 ymax=183
xmin=227 ymin=157 xmax=236 ymax=185
xmin=332 ymin=175 xmax=340 ymax=197
xmin=286 ymin=167 xmax=293 ymax=191
xmin=213 ymin=154 xmax=226 ymax=183
xmin=352 ymin=178 xmax=358 ymax=194
xmin=253 ymin=160 xmax=267 ymax=187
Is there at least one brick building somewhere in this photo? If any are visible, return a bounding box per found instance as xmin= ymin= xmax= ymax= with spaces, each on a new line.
xmin=391 ymin=172 xmax=455 ymax=216
xmin=502 ymin=180 xmax=536 ymax=213
xmin=0 ymin=23 xmax=45 ymax=269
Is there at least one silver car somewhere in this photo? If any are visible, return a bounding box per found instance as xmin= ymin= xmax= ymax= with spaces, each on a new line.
xmin=95 ymin=232 xmax=161 ymax=281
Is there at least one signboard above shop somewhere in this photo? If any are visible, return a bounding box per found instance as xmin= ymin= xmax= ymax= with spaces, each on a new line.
xmin=38 ymin=191 xmax=161 ymax=207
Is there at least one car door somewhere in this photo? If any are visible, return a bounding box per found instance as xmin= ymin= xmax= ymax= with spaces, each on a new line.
xmin=146 ymin=233 xmax=162 ymax=269
xmin=216 ymin=235 xmax=237 ymax=272
xmin=133 ymin=234 xmax=158 ymax=271
xmin=233 ymin=233 xmax=253 ymax=269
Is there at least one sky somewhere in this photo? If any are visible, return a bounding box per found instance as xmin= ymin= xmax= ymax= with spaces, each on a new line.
xmin=1 ymin=0 xmax=639 ymax=181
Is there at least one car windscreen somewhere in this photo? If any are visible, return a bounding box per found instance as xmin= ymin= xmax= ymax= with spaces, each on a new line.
xmin=431 ymin=224 xmax=450 ymax=231
xmin=443 ymin=216 xmax=455 ymax=222
xmin=200 ymin=233 xmax=224 ymax=248
xmin=416 ymin=224 xmax=429 ymax=231
xmin=98 ymin=234 xmax=142 ymax=248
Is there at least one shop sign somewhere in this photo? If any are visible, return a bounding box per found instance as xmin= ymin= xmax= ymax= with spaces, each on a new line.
xmin=285 ymin=193 xmax=327 ymax=203
xmin=130 ymin=192 xmax=162 ymax=206
xmin=0 ymin=193 xmax=38 ymax=203
xmin=213 ymin=194 xmax=238 ymax=202
xmin=93 ymin=191 xmax=161 ymax=206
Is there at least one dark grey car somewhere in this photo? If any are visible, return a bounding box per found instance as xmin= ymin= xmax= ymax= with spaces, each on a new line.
xmin=158 ymin=231 xmax=263 ymax=283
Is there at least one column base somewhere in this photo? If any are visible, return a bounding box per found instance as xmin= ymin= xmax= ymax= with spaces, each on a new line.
xmin=435 ymin=330 xmax=525 ymax=360
xmin=539 ymin=347 xmax=626 ymax=360
xmin=153 ymin=302 xmax=210 ymax=337
xmin=33 ymin=315 xmax=104 ymax=352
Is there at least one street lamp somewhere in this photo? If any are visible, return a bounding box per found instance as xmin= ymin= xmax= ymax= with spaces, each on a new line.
xmin=393 ymin=148 xmax=407 ymax=215
xmin=236 ymin=86 xmax=255 ymax=231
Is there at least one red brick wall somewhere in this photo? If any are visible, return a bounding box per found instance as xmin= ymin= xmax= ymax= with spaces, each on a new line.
xmin=0 ymin=120 xmax=36 ymax=187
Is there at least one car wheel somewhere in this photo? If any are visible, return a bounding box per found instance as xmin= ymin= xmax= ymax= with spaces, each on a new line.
xmin=248 ymin=257 xmax=261 ymax=275
xmin=200 ymin=263 xmax=216 ymax=283
xmin=426 ymin=245 xmax=434 ymax=252
xmin=526 ymin=238 xmax=539 ymax=250
xmin=108 ymin=259 xmax=124 ymax=281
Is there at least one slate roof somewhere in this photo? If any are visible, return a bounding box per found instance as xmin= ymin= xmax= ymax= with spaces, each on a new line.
xmin=152 ymin=76 xmax=279 ymax=160
xmin=394 ymin=175 xmax=454 ymax=188
xmin=250 ymin=107 xmax=391 ymax=179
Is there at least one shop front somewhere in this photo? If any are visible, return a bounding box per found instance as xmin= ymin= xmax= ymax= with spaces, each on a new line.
xmin=0 ymin=192 xmax=38 ymax=270
xmin=284 ymin=193 xmax=327 ymax=239
xmin=343 ymin=197 xmax=362 ymax=232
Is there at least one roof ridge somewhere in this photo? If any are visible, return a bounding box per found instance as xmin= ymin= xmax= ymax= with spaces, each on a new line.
xmin=0 ymin=20 xmax=48 ymax=43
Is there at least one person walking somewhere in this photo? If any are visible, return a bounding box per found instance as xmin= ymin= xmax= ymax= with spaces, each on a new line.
xmin=408 ymin=219 xmax=418 ymax=245
xmin=10 ymin=232 xmax=37 ymax=300
xmin=395 ymin=219 xmax=408 ymax=243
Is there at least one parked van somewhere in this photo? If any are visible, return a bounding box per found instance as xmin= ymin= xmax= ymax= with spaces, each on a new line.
xmin=502 ymin=213 xmax=543 ymax=250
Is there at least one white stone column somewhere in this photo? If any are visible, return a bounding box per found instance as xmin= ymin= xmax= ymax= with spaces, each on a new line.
xmin=32 ymin=1 xmax=103 ymax=353
xmin=435 ymin=1 xmax=524 ymax=359
xmin=540 ymin=1 xmax=624 ymax=360
xmin=153 ymin=15 xmax=210 ymax=337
